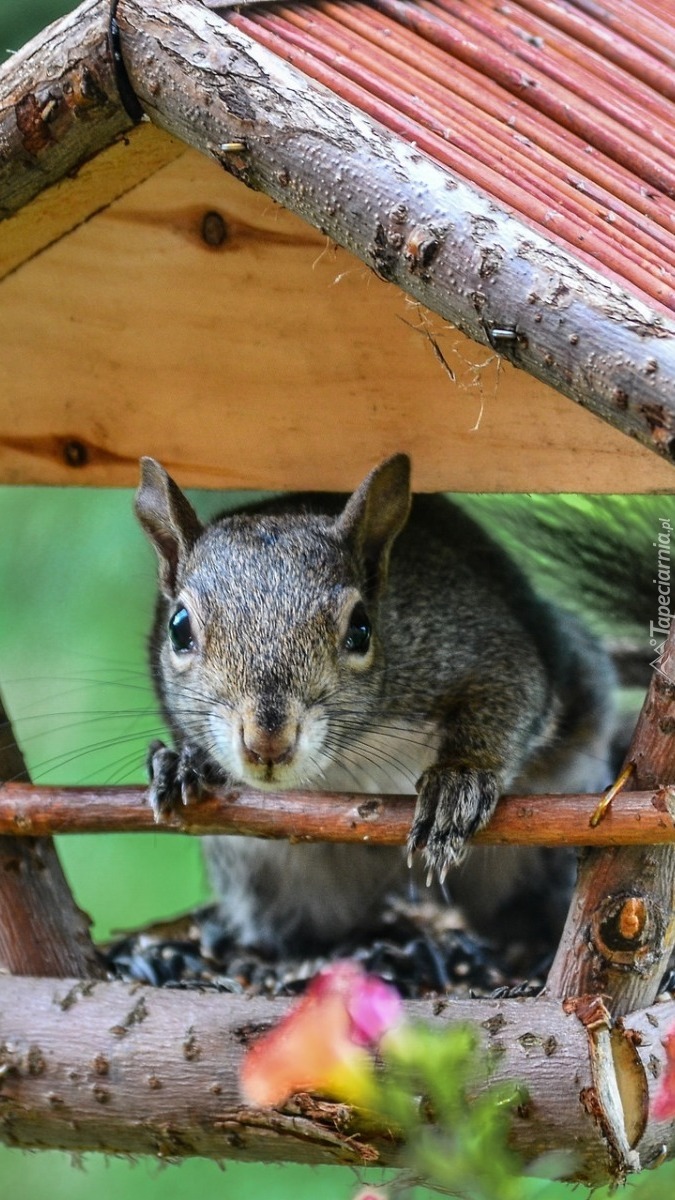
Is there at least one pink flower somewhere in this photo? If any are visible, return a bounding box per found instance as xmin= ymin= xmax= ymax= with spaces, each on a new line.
xmin=347 ymin=972 xmax=404 ymax=1046
xmin=652 ymin=1027 xmax=675 ymax=1121
xmin=240 ymin=961 xmax=403 ymax=1107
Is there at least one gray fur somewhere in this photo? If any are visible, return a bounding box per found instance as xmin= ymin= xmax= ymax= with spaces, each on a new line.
xmin=135 ymin=455 xmax=616 ymax=954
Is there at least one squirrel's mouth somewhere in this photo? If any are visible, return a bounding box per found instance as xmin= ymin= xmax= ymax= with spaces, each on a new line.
xmin=237 ymin=759 xmax=314 ymax=791
xmin=208 ymin=707 xmax=330 ymax=791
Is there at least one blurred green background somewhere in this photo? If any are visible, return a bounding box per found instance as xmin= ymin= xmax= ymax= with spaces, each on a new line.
xmin=2 ymin=3 xmax=675 ymax=1198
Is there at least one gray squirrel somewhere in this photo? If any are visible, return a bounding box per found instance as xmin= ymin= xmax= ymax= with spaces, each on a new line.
xmin=135 ymin=454 xmax=617 ymax=955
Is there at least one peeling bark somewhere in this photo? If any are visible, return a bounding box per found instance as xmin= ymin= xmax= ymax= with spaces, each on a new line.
xmin=0 ymin=0 xmax=134 ymax=220
xmin=624 ymin=999 xmax=675 ymax=1170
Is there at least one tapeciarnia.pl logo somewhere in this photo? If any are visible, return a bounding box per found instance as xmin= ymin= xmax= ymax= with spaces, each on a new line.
xmin=650 ymin=517 xmax=674 ymax=681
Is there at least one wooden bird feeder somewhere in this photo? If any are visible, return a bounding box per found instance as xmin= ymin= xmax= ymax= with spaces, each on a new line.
xmin=2 ymin=0 xmax=675 ymax=1184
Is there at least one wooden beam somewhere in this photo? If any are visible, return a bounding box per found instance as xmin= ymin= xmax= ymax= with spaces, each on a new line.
xmin=0 ymin=975 xmax=659 ymax=1183
xmin=0 ymin=0 xmax=134 ymax=221
xmin=2 ymin=154 xmax=674 ymax=492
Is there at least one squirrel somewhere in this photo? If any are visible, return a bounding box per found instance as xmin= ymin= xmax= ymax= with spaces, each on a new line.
xmin=135 ymin=454 xmax=617 ymax=956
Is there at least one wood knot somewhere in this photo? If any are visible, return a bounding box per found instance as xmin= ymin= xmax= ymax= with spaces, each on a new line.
xmin=201 ymin=210 xmax=228 ymax=247
xmin=618 ymin=897 xmax=646 ymax=941
xmin=404 ymin=224 xmax=442 ymax=275
xmin=356 ymin=798 xmax=381 ymax=820
xmin=63 ymin=438 xmax=89 ymax=468
xmin=591 ymin=892 xmax=661 ymax=968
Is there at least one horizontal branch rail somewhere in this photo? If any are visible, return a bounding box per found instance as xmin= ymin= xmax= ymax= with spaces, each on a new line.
xmin=1 ymin=782 xmax=674 ymax=845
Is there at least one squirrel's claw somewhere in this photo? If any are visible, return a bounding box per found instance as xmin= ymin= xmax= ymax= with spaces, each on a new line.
xmin=409 ymin=765 xmax=501 ymax=881
xmin=406 ymin=777 xmax=437 ymax=861
xmin=146 ymin=740 xmax=205 ymax=821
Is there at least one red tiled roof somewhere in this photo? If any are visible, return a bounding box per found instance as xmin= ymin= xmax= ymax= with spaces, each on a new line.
xmin=227 ymin=0 xmax=675 ymax=315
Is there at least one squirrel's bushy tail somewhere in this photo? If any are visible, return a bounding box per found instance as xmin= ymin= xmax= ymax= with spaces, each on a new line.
xmin=457 ymin=494 xmax=674 ymax=691
xmin=458 ymin=494 xmax=671 ymax=632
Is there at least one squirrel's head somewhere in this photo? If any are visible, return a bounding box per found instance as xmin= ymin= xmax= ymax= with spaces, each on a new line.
xmin=135 ymin=455 xmax=411 ymax=790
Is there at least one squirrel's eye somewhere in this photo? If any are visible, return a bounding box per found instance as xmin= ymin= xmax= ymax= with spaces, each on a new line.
xmin=344 ymin=602 xmax=371 ymax=654
xmin=169 ymin=606 xmax=194 ymax=653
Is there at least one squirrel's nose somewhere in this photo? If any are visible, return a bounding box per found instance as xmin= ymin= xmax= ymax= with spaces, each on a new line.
xmin=241 ymin=725 xmax=297 ymax=768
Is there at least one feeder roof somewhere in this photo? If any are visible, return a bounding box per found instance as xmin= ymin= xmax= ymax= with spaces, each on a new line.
xmin=3 ymin=0 xmax=675 ymax=475
xmin=224 ymin=0 xmax=675 ymax=319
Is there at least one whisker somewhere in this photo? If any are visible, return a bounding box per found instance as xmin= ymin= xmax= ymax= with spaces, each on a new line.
xmin=97 ymin=748 xmax=156 ymax=788
xmin=331 ymin=734 xmax=419 ymax=782
xmin=321 ymin=732 xmax=420 ymax=791
xmin=16 ymin=729 xmax=167 ymax=785
xmin=0 ymin=708 xmax=161 ymax=740
xmin=324 ymin=715 xmax=436 ymax=752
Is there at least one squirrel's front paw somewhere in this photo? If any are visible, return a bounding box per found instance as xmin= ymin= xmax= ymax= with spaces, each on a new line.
xmin=146 ymin=740 xmax=206 ymax=822
xmin=408 ymin=765 xmax=501 ymax=882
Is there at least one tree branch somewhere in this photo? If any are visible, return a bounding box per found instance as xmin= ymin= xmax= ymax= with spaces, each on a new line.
xmin=0 ymin=975 xmax=666 ymax=1184
xmin=0 ymin=694 xmax=103 ymax=978
xmin=0 ymin=781 xmax=673 ymax=845
xmin=547 ymin=625 xmax=675 ymax=1015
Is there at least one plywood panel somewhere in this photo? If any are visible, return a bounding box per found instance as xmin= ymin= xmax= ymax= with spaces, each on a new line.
xmin=1 ymin=149 xmax=673 ymax=492
xmin=0 ymin=124 xmax=184 ymax=281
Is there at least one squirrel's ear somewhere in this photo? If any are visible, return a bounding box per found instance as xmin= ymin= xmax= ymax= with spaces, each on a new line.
xmin=135 ymin=458 xmax=203 ymax=597
xmin=338 ymin=454 xmax=411 ymax=594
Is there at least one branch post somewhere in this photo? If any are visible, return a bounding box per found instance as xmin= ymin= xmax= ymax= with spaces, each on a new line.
xmin=0 ymin=691 xmax=103 ymax=978
xmin=547 ymin=623 xmax=675 ymax=1015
